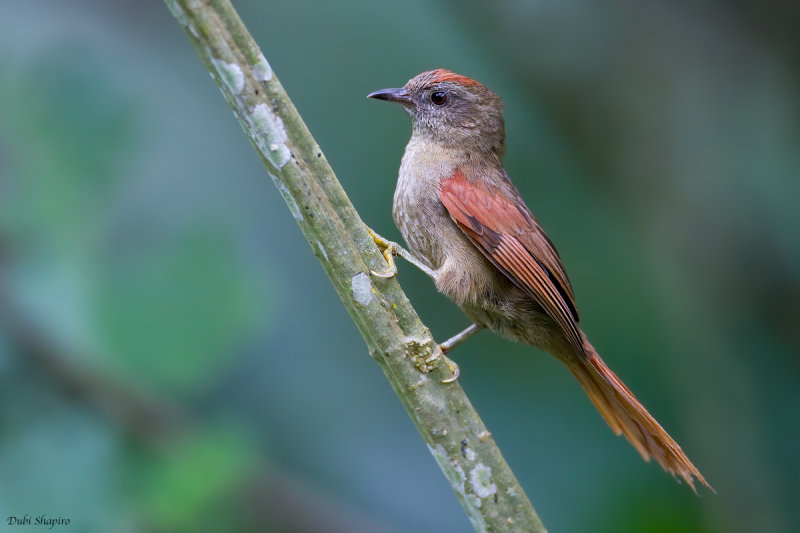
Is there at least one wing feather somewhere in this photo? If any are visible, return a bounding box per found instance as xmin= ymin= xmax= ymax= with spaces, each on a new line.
xmin=440 ymin=169 xmax=584 ymax=356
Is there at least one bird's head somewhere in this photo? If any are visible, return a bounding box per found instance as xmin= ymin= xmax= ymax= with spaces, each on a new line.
xmin=368 ymin=69 xmax=505 ymax=156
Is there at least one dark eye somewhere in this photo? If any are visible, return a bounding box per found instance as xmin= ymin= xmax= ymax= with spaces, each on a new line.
xmin=431 ymin=91 xmax=448 ymax=106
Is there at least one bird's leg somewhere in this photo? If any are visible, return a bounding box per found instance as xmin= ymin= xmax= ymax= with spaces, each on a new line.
xmin=437 ymin=323 xmax=482 ymax=383
xmin=440 ymin=323 xmax=482 ymax=354
xmin=368 ymin=226 xmax=476 ymax=384
xmin=367 ymin=227 xmax=435 ymax=279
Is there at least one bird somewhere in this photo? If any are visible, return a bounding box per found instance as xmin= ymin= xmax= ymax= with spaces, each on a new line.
xmin=367 ymin=69 xmax=711 ymax=491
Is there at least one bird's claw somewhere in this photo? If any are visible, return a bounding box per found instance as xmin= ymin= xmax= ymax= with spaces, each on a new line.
xmin=368 ymin=228 xmax=399 ymax=278
xmin=439 ymin=353 xmax=460 ymax=383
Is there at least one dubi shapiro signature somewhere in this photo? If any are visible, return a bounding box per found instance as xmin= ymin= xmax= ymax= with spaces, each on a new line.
xmin=6 ymin=515 xmax=70 ymax=528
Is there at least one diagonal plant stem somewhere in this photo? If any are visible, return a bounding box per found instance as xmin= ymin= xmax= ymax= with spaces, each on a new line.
xmin=164 ymin=1 xmax=546 ymax=531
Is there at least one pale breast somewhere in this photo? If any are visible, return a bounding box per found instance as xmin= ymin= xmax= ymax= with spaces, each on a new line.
xmin=392 ymin=141 xmax=460 ymax=270
xmin=395 ymin=194 xmax=452 ymax=269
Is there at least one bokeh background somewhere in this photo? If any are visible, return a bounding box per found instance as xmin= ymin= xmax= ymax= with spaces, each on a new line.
xmin=1 ymin=1 xmax=798 ymax=532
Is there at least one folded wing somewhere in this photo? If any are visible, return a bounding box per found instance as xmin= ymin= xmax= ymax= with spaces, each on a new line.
xmin=439 ymin=168 xmax=583 ymax=356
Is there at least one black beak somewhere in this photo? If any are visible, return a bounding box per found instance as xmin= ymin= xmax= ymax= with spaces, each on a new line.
xmin=367 ymin=87 xmax=414 ymax=107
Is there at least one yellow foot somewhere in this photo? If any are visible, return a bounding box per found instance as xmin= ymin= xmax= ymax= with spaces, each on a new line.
xmin=367 ymin=228 xmax=398 ymax=279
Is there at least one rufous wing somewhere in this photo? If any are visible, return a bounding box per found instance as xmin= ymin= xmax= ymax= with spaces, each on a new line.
xmin=439 ymin=169 xmax=584 ymax=356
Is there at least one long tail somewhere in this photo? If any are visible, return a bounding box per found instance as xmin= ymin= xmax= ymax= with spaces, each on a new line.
xmin=567 ymin=340 xmax=712 ymax=492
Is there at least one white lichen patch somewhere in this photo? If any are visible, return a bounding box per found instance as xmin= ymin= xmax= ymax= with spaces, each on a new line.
xmin=426 ymin=444 xmax=488 ymax=531
xmin=465 ymin=448 xmax=476 ymax=462
xmin=469 ymin=463 xmax=497 ymax=499
xmin=249 ymin=103 xmax=291 ymax=169
xmin=268 ymin=175 xmax=302 ymax=221
xmin=468 ymin=494 xmax=483 ymax=509
xmin=427 ymin=444 xmax=465 ymax=493
xmin=351 ymin=272 xmax=374 ymax=306
xmin=211 ymin=58 xmax=245 ymax=95
xmin=253 ymin=53 xmax=273 ymax=81
xmin=316 ymin=240 xmax=328 ymax=260
xmin=453 ymin=463 xmax=466 ymax=488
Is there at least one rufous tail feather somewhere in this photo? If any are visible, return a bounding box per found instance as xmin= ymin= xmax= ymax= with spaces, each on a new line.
xmin=567 ymin=340 xmax=713 ymax=492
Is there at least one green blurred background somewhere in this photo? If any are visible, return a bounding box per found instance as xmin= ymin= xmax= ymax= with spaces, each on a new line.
xmin=1 ymin=1 xmax=798 ymax=532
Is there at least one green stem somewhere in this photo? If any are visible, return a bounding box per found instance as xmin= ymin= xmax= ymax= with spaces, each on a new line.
xmin=164 ymin=1 xmax=546 ymax=531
